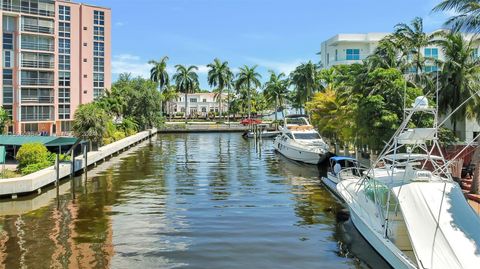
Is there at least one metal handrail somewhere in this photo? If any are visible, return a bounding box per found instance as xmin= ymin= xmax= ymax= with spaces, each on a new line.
xmin=21 ymin=24 xmax=54 ymax=34
xmin=21 ymin=42 xmax=54 ymax=52
xmin=21 ymin=96 xmax=54 ymax=103
xmin=1 ymin=4 xmax=55 ymax=17
xmin=21 ymin=78 xmax=54 ymax=86
xmin=21 ymin=60 xmax=54 ymax=69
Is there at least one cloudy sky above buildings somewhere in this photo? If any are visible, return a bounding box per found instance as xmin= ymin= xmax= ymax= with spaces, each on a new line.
xmin=84 ymin=0 xmax=450 ymax=88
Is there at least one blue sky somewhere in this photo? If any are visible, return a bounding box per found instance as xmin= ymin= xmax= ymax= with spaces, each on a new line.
xmin=83 ymin=0 xmax=451 ymax=89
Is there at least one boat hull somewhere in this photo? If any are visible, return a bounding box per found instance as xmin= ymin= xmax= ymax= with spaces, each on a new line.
xmin=320 ymin=174 xmax=343 ymax=201
xmin=338 ymin=181 xmax=417 ymax=269
xmin=274 ymin=142 xmax=327 ymax=164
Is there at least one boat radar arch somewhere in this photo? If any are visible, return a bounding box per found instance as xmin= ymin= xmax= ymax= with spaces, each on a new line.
xmin=412 ymin=96 xmax=429 ymax=110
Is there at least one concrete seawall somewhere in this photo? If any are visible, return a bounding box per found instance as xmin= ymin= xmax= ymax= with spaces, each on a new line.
xmin=0 ymin=129 xmax=157 ymax=198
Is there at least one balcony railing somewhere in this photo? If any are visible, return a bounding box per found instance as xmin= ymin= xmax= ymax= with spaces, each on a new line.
xmin=22 ymin=24 xmax=54 ymax=34
xmin=21 ymin=96 xmax=54 ymax=103
xmin=22 ymin=60 xmax=54 ymax=69
xmin=21 ymin=41 xmax=54 ymax=52
xmin=21 ymin=113 xmax=54 ymax=121
xmin=1 ymin=3 xmax=55 ymax=17
xmin=21 ymin=78 xmax=54 ymax=86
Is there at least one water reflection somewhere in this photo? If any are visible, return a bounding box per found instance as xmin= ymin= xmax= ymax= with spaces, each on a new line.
xmin=0 ymin=133 xmax=384 ymax=268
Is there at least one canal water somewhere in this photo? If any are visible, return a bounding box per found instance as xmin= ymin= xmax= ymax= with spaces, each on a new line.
xmin=0 ymin=133 xmax=390 ymax=269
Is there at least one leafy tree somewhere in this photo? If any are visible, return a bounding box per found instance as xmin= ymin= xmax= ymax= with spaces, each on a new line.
xmin=235 ymin=65 xmax=262 ymax=119
xmin=207 ymin=58 xmax=233 ymax=120
xmin=162 ymin=85 xmax=180 ymax=121
xmin=0 ymin=107 xmax=9 ymax=134
xmin=149 ymin=56 xmax=170 ymax=115
xmin=173 ymin=65 xmax=199 ymax=123
xmin=263 ymin=71 xmax=289 ymax=122
xmin=73 ymin=103 xmax=109 ymax=144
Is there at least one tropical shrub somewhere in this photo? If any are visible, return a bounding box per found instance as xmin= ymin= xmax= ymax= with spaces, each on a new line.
xmin=20 ymin=161 xmax=51 ymax=175
xmin=16 ymin=143 xmax=50 ymax=170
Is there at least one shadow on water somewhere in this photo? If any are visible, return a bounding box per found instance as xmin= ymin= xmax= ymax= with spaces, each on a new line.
xmin=0 ymin=133 xmax=389 ymax=269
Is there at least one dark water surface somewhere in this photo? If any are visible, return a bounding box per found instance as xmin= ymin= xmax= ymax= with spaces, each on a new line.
xmin=0 ymin=133 xmax=390 ymax=269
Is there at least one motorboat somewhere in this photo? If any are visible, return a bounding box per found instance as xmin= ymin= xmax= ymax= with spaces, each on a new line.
xmin=242 ymin=124 xmax=281 ymax=139
xmin=336 ymin=96 xmax=480 ymax=268
xmin=321 ymin=156 xmax=359 ymax=200
xmin=273 ymin=116 xmax=329 ymax=164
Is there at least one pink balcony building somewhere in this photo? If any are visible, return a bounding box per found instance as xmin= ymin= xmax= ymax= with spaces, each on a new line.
xmin=0 ymin=0 xmax=111 ymax=136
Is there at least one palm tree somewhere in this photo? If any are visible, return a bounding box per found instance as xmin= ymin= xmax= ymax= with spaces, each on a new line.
xmin=433 ymin=0 xmax=480 ymax=31
xmin=162 ymin=85 xmax=180 ymax=121
xmin=290 ymin=61 xmax=319 ymax=112
xmin=235 ymin=65 xmax=262 ymax=119
xmin=207 ymin=58 xmax=233 ymax=120
xmin=173 ymin=65 xmax=199 ymax=124
xmin=149 ymin=56 xmax=170 ymax=115
xmin=263 ymin=71 xmax=289 ymax=122
xmin=393 ymin=17 xmax=434 ymax=83
xmin=434 ymin=29 xmax=480 ymax=194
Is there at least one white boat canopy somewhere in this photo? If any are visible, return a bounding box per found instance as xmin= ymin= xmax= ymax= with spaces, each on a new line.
xmin=393 ymin=182 xmax=480 ymax=269
xmin=396 ymin=128 xmax=436 ymax=144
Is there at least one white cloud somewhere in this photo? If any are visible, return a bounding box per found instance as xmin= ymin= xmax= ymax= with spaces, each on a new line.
xmin=112 ymin=54 xmax=210 ymax=79
xmin=112 ymin=54 xmax=150 ymax=78
xmin=115 ymin=21 xmax=126 ymax=27
xmin=246 ymin=57 xmax=305 ymax=74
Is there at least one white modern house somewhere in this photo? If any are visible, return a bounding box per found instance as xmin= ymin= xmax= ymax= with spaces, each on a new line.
xmin=319 ymin=32 xmax=480 ymax=142
xmin=167 ymin=93 xmax=228 ymax=118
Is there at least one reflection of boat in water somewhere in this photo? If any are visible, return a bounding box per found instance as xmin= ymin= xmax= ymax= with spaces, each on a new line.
xmin=337 ymin=96 xmax=480 ymax=269
xmin=243 ymin=130 xmax=281 ymax=139
xmin=274 ymin=116 xmax=329 ymax=164
xmin=321 ymin=156 xmax=359 ymax=201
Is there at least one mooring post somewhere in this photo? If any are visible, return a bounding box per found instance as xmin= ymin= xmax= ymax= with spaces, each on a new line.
xmin=83 ymin=143 xmax=88 ymax=174
xmin=71 ymin=149 xmax=75 ymax=199
xmin=56 ymin=153 xmax=60 ymax=207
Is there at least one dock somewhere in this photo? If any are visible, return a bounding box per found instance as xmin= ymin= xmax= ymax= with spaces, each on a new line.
xmin=0 ymin=129 xmax=157 ymax=199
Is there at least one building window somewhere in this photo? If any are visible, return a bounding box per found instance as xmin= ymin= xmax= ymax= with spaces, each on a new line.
xmin=201 ymin=107 xmax=207 ymax=112
xmin=326 ymin=53 xmax=329 ymax=65
xmin=59 ymin=22 xmax=71 ymax=38
xmin=59 ymin=6 xmax=71 ymax=21
xmin=335 ymin=49 xmax=338 ymax=61
xmin=94 ymin=26 xmax=105 ymax=41
xmin=58 ymin=55 xmax=71 ymax=70
xmin=58 ymin=39 xmax=71 ymax=54
xmin=59 ymin=72 xmax=71 ymax=87
xmin=3 ymin=50 xmax=12 ymax=68
xmin=424 ymin=65 xmax=438 ymax=73
xmin=203 ymin=98 xmax=207 ymax=102
xmin=94 ymin=57 xmax=104 ymax=72
xmin=3 ymin=69 xmax=13 ymax=85
xmin=94 ymin=89 xmax=104 ymax=99
xmin=58 ymin=104 xmax=70 ymax=119
xmin=94 ymin=42 xmax=105 ymax=56
xmin=58 ymin=88 xmax=70 ymax=104
xmin=3 ymin=33 xmax=13 ymax=50
xmin=94 ymin=10 xmax=105 ymax=25
xmin=190 ymin=98 xmax=197 ymax=103
xmin=3 ymin=86 xmax=13 ymax=104
xmin=346 ymin=49 xmax=360 ymax=60
xmin=424 ymin=48 xmax=438 ymax=59
xmin=2 ymin=16 xmax=15 ymax=32
xmin=94 ymin=73 xmax=104 ymax=88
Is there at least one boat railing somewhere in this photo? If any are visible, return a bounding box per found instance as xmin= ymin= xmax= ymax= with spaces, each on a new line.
xmin=338 ymin=167 xmax=366 ymax=181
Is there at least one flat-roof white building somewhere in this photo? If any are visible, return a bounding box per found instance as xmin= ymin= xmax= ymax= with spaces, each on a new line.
xmin=319 ymin=32 xmax=480 ymax=142
xmin=167 ymin=92 xmax=227 ymax=118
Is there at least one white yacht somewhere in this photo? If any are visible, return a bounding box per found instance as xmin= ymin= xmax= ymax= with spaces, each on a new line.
xmin=273 ymin=116 xmax=329 ymax=164
xmin=336 ymin=97 xmax=480 ymax=269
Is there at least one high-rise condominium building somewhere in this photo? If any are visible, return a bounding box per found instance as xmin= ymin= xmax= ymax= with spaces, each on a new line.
xmin=0 ymin=0 xmax=111 ymax=136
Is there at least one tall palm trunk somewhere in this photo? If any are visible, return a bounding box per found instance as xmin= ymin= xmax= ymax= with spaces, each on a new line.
xmin=219 ymin=87 xmax=223 ymax=121
xmin=247 ymin=81 xmax=252 ymax=119
xmin=274 ymin=96 xmax=278 ymax=123
xmin=185 ymin=92 xmax=188 ymax=124
xmin=159 ymin=84 xmax=163 ymax=117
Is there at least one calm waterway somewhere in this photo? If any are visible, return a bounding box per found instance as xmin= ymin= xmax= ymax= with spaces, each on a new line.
xmin=0 ymin=133 xmax=390 ymax=269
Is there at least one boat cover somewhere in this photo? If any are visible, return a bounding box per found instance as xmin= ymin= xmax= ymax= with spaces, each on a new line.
xmin=393 ymin=182 xmax=480 ymax=269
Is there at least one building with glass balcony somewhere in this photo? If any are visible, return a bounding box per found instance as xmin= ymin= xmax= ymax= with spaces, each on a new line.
xmin=319 ymin=32 xmax=480 ymax=142
xmin=0 ymin=0 xmax=111 ymax=136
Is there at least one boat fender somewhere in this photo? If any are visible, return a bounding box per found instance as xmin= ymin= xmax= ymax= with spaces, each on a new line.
xmin=336 ymin=209 xmax=350 ymax=222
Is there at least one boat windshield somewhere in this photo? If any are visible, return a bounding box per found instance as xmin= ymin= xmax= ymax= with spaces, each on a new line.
xmin=294 ymin=133 xmax=321 ymax=140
